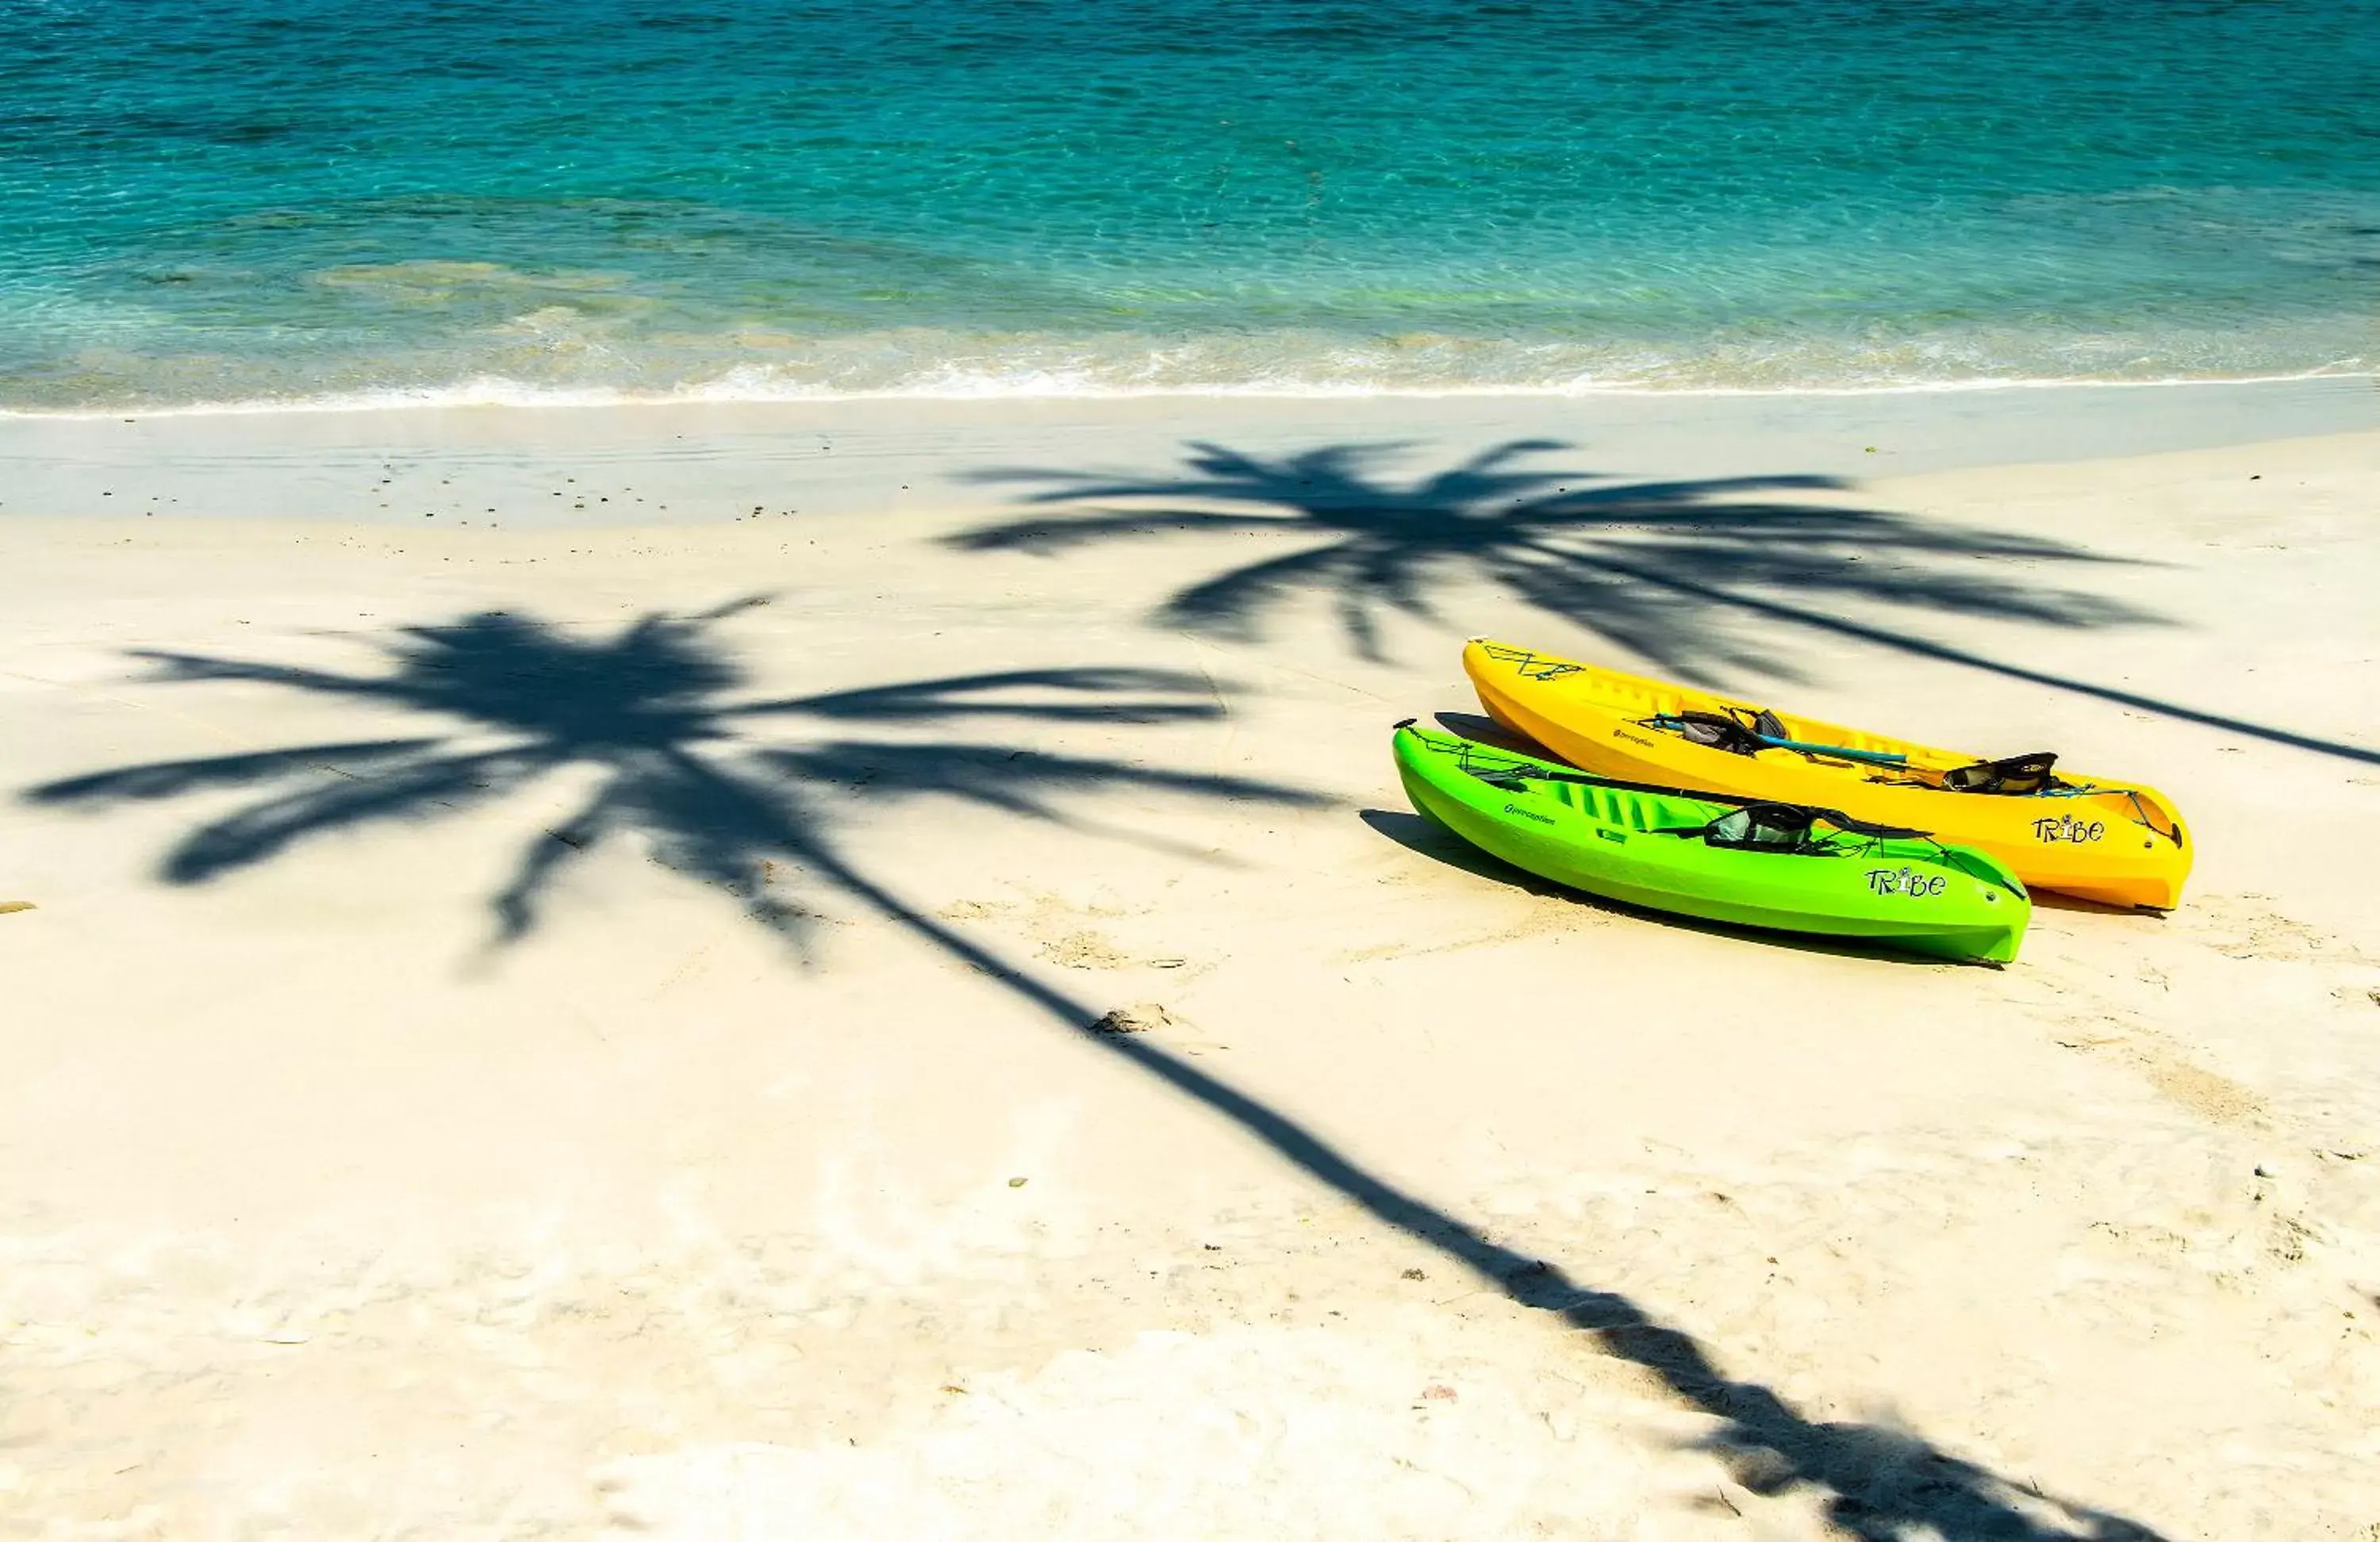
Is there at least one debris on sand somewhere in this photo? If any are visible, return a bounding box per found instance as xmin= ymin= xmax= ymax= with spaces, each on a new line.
xmin=1092 ymin=1002 xmax=1180 ymax=1035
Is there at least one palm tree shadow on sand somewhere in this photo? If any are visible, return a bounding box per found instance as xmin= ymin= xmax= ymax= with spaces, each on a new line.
xmin=950 ymin=438 xmax=2378 ymax=765
xmin=27 ymin=600 xmax=2163 ymax=1540
xmin=26 ymin=597 xmax=1311 ymax=949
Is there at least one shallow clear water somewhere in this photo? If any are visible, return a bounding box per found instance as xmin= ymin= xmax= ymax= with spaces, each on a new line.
xmin=3 ymin=0 xmax=2376 ymax=409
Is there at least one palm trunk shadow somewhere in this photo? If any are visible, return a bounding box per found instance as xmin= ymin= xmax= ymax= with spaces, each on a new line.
xmin=1581 ymin=551 xmax=2380 ymax=767
xmin=831 ymin=856 xmax=2166 ymax=1542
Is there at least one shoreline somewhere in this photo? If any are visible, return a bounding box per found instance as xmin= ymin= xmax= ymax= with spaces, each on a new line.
xmin=3 ymin=374 xmax=2372 ymax=528
xmin=5 ymin=365 xmax=2372 ymax=422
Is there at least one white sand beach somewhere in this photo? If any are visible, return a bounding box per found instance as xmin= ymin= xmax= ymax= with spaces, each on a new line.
xmin=3 ymin=384 xmax=2377 ymax=1539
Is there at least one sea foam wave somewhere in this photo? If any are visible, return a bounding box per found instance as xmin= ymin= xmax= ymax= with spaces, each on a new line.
xmin=2 ymin=321 xmax=2372 ymax=418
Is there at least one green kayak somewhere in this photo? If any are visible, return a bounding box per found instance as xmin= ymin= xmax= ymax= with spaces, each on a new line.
xmin=1393 ymin=723 xmax=2029 ymax=964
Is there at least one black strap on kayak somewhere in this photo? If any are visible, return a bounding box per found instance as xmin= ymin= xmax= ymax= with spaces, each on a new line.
xmin=1812 ymin=808 xmax=1930 ymax=839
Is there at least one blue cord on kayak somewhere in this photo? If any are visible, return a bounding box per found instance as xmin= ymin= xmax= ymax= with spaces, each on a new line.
xmin=1646 ymin=712 xmax=1910 ymax=767
xmin=1752 ymin=733 xmax=1909 ymax=766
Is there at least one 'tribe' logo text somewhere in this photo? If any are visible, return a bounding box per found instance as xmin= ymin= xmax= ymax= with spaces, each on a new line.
xmin=2032 ymin=814 xmax=2105 ymax=844
xmin=1866 ymin=866 xmax=1946 ymax=898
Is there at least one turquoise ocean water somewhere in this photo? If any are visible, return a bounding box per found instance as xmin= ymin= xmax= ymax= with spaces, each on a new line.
xmin=2 ymin=0 xmax=2376 ymax=411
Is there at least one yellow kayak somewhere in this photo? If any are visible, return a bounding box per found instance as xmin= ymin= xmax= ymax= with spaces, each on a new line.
xmin=1464 ymin=639 xmax=2191 ymax=910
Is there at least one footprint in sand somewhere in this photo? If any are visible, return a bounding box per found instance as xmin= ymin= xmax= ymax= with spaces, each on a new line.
xmin=1041 ymin=929 xmax=1137 ymax=969
xmin=939 ymin=892 xmax=1187 ymax=973
xmin=2188 ymin=895 xmax=2370 ymax=965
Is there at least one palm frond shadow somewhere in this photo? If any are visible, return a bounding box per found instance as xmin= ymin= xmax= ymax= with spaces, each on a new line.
xmin=953 ymin=439 xmax=2379 ymax=765
xmin=27 ymin=604 xmax=1309 ymax=946
xmin=25 ymin=602 xmax=2161 ymax=1540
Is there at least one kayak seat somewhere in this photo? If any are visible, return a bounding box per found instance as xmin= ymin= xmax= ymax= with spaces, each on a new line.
xmin=1657 ymin=711 xmax=1771 ymax=756
xmin=1942 ymin=752 xmax=2060 ymax=795
xmin=1656 ymin=803 xmax=1828 ymax=853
